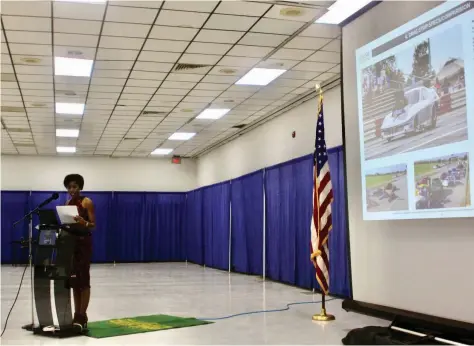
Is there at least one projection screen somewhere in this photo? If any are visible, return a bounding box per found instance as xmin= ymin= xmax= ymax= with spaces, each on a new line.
xmin=343 ymin=1 xmax=474 ymax=323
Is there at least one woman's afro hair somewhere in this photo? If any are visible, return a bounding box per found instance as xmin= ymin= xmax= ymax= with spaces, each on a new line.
xmin=63 ymin=174 xmax=84 ymax=190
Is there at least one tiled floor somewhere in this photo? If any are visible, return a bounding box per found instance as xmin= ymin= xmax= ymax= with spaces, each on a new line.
xmin=1 ymin=263 xmax=387 ymax=345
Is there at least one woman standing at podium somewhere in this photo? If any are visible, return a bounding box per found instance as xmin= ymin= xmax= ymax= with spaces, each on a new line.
xmin=64 ymin=174 xmax=96 ymax=330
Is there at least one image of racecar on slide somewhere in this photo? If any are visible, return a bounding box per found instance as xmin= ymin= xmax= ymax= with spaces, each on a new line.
xmin=414 ymin=153 xmax=470 ymax=210
xmin=365 ymin=164 xmax=408 ymax=212
xmin=362 ymin=24 xmax=467 ymax=161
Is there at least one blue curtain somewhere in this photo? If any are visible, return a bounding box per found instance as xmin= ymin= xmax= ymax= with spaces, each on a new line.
xmin=113 ymin=192 xmax=146 ymax=262
xmin=142 ymin=193 xmax=186 ymax=262
xmin=185 ymin=189 xmax=204 ymax=264
xmin=85 ymin=192 xmax=115 ymax=263
xmin=264 ymin=156 xmax=313 ymax=286
xmin=202 ymin=182 xmax=230 ymax=270
xmin=230 ymin=171 xmax=264 ymax=275
xmin=1 ymin=191 xmax=30 ymax=264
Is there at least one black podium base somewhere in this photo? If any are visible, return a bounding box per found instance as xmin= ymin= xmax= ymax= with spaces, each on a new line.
xmin=31 ymin=325 xmax=87 ymax=338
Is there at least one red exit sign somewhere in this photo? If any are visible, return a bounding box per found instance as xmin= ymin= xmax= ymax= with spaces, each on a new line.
xmin=172 ymin=156 xmax=181 ymax=164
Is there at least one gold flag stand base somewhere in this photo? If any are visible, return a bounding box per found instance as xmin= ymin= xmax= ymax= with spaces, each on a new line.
xmin=312 ymin=308 xmax=335 ymax=322
xmin=312 ymin=294 xmax=335 ymax=322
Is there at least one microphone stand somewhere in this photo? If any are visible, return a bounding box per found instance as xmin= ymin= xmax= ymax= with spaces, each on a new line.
xmin=13 ymin=204 xmax=46 ymax=331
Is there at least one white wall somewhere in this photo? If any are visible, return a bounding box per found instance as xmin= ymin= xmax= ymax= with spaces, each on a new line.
xmin=1 ymin=155 xmax=197 ymax=192
xmin=197 ymin=85 xmax=342 ymax=187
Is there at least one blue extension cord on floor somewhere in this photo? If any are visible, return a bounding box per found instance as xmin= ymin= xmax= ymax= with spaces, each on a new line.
xmin=198 ymin=298 xmax=336 ymax=321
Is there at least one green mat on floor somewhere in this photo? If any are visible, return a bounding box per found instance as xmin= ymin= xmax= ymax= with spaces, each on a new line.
xmin=87 ymin=314 xmax=212 ymax=338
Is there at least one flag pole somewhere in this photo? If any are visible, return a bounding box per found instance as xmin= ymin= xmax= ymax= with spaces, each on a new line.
xmin=312 ymin=83 xmax=335 ymax=322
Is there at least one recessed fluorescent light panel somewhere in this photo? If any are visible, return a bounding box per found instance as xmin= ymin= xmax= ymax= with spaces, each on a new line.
xmin=56 ymin=129 xmax=79 ymax=138
xmin=151 ymin=148 xmax=173 ymax=155
xmin=56 ymin=102 xmax=85 ymax=115
xmin=56 ymin=146 xmax=76 ymax=153
xmin=169 ymin=132 xmax=196 ymax=141
xmin=196 ymin=108 xmax=230 ymax=120
xmin=54 ymin=57 xmax=93 ymax=77
xmin=316 ymin=0 xmax=372 ymax=24
xmin=236 ymin=68 xmax=287 ymax=86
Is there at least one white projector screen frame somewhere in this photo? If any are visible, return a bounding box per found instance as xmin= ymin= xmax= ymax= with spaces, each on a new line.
xmin=342 ymin=1 xmax=474 ymax=323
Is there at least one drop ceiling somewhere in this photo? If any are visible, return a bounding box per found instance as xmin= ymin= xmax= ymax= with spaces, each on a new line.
xmin=1 ymin=0 xmax=341 ymax=158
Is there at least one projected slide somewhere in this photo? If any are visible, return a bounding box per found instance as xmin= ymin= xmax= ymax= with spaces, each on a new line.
xmin=356 ymin=1 xmax=474 ymax=220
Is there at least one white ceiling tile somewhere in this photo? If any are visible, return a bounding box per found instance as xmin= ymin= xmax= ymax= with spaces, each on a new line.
xmin=251 ymin=18 xmax=302 ymax=35
xmin=138 ymin=51 xmax=180 ymax=63
xmin=102 ymin=22 xmax=150 ymax=38
xmin=106 ymin=5 xmax=158 ymax=24
xmin=99 ymin=36 xmax=145 ymax=50
xmin=54 ymin=45 xmax=96 ymax=60
xmin=265 ymin=5 xmax=325 ymax=22
xmin=179 ymin=54 xmax=222 ymax=65
xmin=271 ymin=48 xmax=314 ymax=60
xmin=239 ymin=32 xmax=288 ymax=47
xmin=192 ymin=83 xmax=229 ymax=91
xmin=201 ymin=75 xmax=239 ymax=84
xmin=283 ymin=70 xmax=320 ymax=80
xmin=322 ymin=39 xmax=341 ymax=52
xmin=6 ymin=31 xmax=51 ymax=45
xmin=53 ymin=2 xmax=106 ymax=21
xmin=156 ymin=88 xmax=188 ymax=96
xmin=97 ymin=48 xmax=139 ymax=61
xmin=194 ymin=29 xmax=244 ymax=44
xmin=215 ymin=1 xmax=271 ymax=16
xmin=285 ymin=36 xmax=331 ymax=50
xmin=54 ymin=19 xmax=102 ymax=35
xmin=2 ymin=1 xmax=51 ymax=17
xmin=94 ymin=60 xmax=135 ymax=70
xmin=293 ymin=61 xmax=337 ymax=72
xmin=188 ymin=89 xmax=222 ymax=97
xmin=93 ymin=69 xmax=130 ymax=78
xmin=120 ymin=93 xmax=151 ymax=101
xmin=17 ymin=74 xmax=53 ymax=83
xmin=218 ymin=56 xmax=260 ymax=67
xmin=166 ymin=73 xmax=203 ymax=82
xmin=256 ymin=58 xmax=299 ymax=70
xmin=2 ymin=16 xmax=51 ymax=32
xmin=143 ymin=39 xmax=188 ymax=53
xmin=300 ymin=24 xmax=341 ymax=38
xmin=130 ymin=70 xmax=166 ymax=80
xmin=160 ymin=81 xmax=196 ymax=89
xmin=205 ymin=14 xmax=257 ymax=31
xmin=186 ymin=42 xmax=231 ymax=55
xmin=316 ymin=72 xmax=339 ymax=81
xmin=109 ymin=1 xmax=163 ymax=8
xmin=156 ymin=10 xmax=208 ymax=28
xmin=306 ymin=50 xmax=340 ymax=63
xmin=123 ymin=86 xmax=156 ymax=94
xmin=228 ymin=45 xmax=272 ymax=58
xmin=126 ymin=79 xmax=161 ymax=88
xmin=54 ymin=33 xmax=99 ymax=48
xmin=90 ymin=77 xmax=126 ymax=86
xmin=89 ymin=84 xmax=123 ymax=93
xmin=19 ymin=82 xmax=52 ymax=91
xmin=134 ymin=61 xmax=174 ymax=72
xmin=271 ymin=78 xmax=304 ymax=87
xmin=163 ymin=1 xmax=218 ymax=13
xmin=149 ymin=26 xmax=198 ymax=41
xmin=15 ymin=65 xmax=53 ymax=75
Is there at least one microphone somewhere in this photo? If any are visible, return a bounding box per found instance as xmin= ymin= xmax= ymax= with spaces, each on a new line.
xmin=37 ymin=193 xmax=59 ymax=209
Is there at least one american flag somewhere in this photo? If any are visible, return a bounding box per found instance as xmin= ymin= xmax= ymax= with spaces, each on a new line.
xmin=310 ymin=93 xmax=333 ymax=295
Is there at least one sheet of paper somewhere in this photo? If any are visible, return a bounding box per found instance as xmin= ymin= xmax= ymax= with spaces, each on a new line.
xmin=56 ymin=206 xmax=79 ymax=224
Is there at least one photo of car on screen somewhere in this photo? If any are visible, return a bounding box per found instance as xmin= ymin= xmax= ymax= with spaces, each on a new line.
xmin=414 ymin=153 xmax=470 ymax=210
xmin=365 ymin=164 xmax=408 ymax=212
xmin=361 ymin=25 xmax=467 ymax=161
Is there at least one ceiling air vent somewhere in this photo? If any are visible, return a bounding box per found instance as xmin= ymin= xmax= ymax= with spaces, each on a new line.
xmin=232 ymin=124 xmax=247 ymax=129
xmin=2 ymin=106 xmax=25 ymax=113
xmin=142 ymin=110 xmax=167 ymax=115
xmin=174 ymin=63 xmax=210 ymax=72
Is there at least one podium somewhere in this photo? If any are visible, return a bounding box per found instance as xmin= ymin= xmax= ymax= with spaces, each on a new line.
xmin=27 ymin=211 xmax=87 ymax=337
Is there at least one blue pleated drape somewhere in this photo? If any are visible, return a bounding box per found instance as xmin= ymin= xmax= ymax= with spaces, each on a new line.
xmin=185 ymin=189 xmax=204 ymax=264
xmin=1 ymin=191 xmax=30 ymax=264
xmin=85 ymin=192 xmax=115 ymax=263
xmin=264 ymin=156 xmax=313 ymax=286
xmin=230 ymin=171 xmax=264 ymax=275
xmin=202 ymin=182 xmax=230 ymax=271
xmin=142 ymin=193 xmax=186 ymax=262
